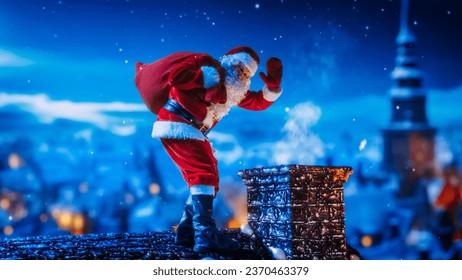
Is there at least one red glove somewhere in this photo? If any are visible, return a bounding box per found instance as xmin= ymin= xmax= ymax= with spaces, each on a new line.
xmin=259 ymin=57 xmax=283 ymax=91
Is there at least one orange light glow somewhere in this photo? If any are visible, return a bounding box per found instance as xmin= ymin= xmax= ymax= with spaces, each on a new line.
xmin=8 ymin=153 xmax=23 ymax=169
xmin=361 ymin=235 xmax=373 ymax=247
xmin=149 ymin=183 xmax=161 ymax=195
xmin=52 ymin=209 xmax=88 ymax=235
xmin=3 ymin=226 xmax=14 ymax=236
xmin=227 ymin=218 xmax=242 ymax=229
xmin=0 ymin=198 xmax=11 ymax=210
xmin=58 ymin=211 xmax=73 ymax=229
xmin=72 ymin=214 xmax=85 ymax=232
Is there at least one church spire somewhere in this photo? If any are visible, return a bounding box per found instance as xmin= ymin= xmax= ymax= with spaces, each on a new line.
xmin=396 ymin=0 xmax=417 ymax=45
xmin=382 ymin=0 xmax=436 ymax=198
xmin=389 ymin=0 xmax=427 ymax=126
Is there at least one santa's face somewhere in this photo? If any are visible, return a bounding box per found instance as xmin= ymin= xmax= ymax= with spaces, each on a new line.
xmin=220 ymin=58 xmax=251 ymax=95
xmin=235 ymin=62 xmax=252 ymax=82
xmin=202 ymin=57 xmax=252 ymax=128
xmin=224 ymin=66 xmax=250 ymax=96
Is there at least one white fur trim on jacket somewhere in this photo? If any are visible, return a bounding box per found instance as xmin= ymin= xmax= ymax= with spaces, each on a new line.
xmin=262 ymin=84 xmax=283 ymax=102
xmin=201 ymin=66 xmax=220 ymax=89
xmin=190 ymin=185 xmax=215 ymax=196
xmin=151 ymin=121 xmax=206 ymax=141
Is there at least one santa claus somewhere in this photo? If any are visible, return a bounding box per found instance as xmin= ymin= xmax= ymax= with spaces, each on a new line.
xmin=135 ymin=46 xmax=283 ymax=253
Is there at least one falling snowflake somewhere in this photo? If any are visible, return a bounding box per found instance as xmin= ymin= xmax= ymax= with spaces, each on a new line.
xmin=359 ymin=139 xmax=367 ymax=151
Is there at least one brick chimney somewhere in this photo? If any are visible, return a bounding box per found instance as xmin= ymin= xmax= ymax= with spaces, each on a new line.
xmin=238 ymin=164 xmax=353 ymax=260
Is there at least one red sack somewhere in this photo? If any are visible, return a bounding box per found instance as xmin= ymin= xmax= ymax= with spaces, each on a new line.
xmin=134 ymin=52 xmax=195 ymax=114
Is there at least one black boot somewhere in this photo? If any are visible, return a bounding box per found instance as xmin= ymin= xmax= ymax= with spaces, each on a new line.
xmin=174 ymin=195 xmax=194 ymax=247
xmin=191 ymin=194 xmax=241 ymax=253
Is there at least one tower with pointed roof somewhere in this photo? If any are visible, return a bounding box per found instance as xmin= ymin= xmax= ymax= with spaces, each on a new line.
xmin=382 ymin=0 xmax=436 ymax=198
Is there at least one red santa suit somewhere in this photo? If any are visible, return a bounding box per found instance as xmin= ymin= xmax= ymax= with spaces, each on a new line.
xmin=148 ymin=47 xmax=282 ymax=194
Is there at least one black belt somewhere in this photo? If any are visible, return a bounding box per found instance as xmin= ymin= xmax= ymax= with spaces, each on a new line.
xmin=163 ymin=99 xmax=211 ymax=135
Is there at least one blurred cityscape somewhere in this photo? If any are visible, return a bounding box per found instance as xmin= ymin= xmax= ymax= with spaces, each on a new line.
xmin=0 ymin=113 xmax=163 ymax=236
xmin=0 ymin=107 xmax=235 ymax=238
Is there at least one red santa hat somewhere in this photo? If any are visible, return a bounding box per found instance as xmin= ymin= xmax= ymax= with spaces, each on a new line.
xmin=223 ymin=46 xmax=259 ymax=76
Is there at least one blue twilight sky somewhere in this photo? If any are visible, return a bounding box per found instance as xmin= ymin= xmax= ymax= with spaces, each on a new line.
xmin=1 ymin=0 xmax=462 ymax=163
xmin=1 ymin=0 xmax=461 ymax=101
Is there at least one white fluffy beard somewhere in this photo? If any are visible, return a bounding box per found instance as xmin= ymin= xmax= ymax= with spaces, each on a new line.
xmin=202 ymin=62 xmax=251 ymax=128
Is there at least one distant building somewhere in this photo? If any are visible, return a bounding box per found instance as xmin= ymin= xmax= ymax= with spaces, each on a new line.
xmin=382 ymin=0 xmax=437 ymax=198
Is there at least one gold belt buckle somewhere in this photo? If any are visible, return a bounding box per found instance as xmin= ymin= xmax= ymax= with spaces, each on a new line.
xmin=199 ymin=125 xmax=210 ymax=134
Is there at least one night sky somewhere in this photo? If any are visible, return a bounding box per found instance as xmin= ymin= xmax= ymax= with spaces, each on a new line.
xmin=1 ymin=0 xmax=461 ymax=102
